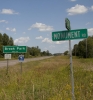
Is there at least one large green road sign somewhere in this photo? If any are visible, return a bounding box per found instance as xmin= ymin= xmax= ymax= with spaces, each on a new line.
xmin=52 ymin=29 xmax=88 ymax=41
xmin=3 ymin=46 xmax=27 ymax=53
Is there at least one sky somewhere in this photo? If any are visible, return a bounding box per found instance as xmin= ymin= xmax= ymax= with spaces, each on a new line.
xmin=0 ymin=0 xmax=93 ymax=54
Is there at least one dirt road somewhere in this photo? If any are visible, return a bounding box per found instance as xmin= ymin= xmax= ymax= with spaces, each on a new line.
xmin=0 ymin=56 xmax=53 ymax=68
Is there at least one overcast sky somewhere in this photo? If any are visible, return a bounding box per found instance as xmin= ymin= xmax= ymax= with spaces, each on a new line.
xmin=0 ymin=0 xmax=93 ymax=54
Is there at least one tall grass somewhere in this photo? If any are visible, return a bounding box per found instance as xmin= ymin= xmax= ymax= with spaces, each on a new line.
xmin=0 ymin=56 xmax=93 ymax=100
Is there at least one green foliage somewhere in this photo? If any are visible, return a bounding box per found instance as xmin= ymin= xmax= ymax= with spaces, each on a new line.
xmin=9 ymin=37 xmax=14 ymax=46
xmin=72 ymin=36 xmax=93 ymax=58
xmin=2 ymin=33 xmax=10 ymax=45
xmin=0 ymin=33 xmax=3 ymax=44
xmin=0 ymin=33 xmax=52 ymax=58
xmin=64 ymin=50 xmax=68 ymax=55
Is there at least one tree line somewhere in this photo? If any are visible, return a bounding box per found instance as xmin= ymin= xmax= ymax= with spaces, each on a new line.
xmin=0 ymin=33 xmax=52 ymax=58
xmin=72 ymin=36 xmax=93 ymax=58
xmin=64 ymin=36 xmax=93 ymax=58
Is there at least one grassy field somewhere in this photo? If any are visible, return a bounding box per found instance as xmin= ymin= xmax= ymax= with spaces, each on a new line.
xmin=0 ymin=56 xmax=93 ymax=100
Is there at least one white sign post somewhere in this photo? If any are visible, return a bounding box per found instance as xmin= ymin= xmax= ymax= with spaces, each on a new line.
xmin=4 ymin=54 xmax=11 ymax=74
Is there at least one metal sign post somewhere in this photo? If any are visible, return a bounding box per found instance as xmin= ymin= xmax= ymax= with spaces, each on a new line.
xmin=69 ymin=40 xmax=75 ymax=100
xmin=18 ymin=55 xmax=24 ymax=73
xmin=6 ymin=59 xmax=8 ymax=74
xmin=65 ymin=18 xmax=75 ymax=100
xmin=4 ymin=54 xmax=11 ymax=75
xmin=52 ymin=18 xmax=88 ymax=100
xmin=21 ymin=62 xmax=22 ymax=73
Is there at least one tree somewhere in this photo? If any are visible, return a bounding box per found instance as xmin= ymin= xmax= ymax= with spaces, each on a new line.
xmin=87 ymin=37 xmax=93 ymax=58
xmin=2 ymin=33 xmax=9 ymax=45
xmin=0 ymin=33 xmax=3 ymax=44
xmin=72 ymin=36 xmax=93 ymax=58
xmin=30 ymin=46 xmax=41 ymax=56
xmin=64 ymin=50 xmax=68 ymax=55
xmin=72 ymin=44 xmax=78 ymax=56
xmin=0 ymin=33 xmax=3 ymax=57
xmin=9 ymin=37 xmax=14 ymax=46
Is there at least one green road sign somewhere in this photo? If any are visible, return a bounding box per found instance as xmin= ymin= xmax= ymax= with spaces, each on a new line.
xmin=52 ymin=29 xmax=88 ymax=41
xmin=3 ymin=46 xmax=27 ymax=53
xmin=65 ymin=18 xmax=71 ymax=30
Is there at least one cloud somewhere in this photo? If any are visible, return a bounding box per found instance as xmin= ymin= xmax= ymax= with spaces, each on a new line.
xmin=6 ymin=27 xmax=10 ymax=30
xmin=67 ymin=4 xmax=88 ymax=15
xmin=86 ymin=22 xmax=91 ymax=25
xmin=55 ymin=41 xmax=67 ymax=44
xmin=0 ymin=20 xmax=8 ymax=23
xmin=43 ymin=47 xmax=48 ymax=51
xmin=49 ymin=45 xmax=55 ymax=48
xmin=42 ymin=38 xmax=53 ymax=43
xmin=23 ymin=32 xmax=26 ymax=34
xmin=11 ymin=28 xmax=16 ymax=32
xmin=91 ymin=6 xmax=93 ymax=11
xmin=14 ymin=37 xmax=30 ymax=44
xmin=35 ymin=36 xmax=43 ymax=39
xmin=42 ymin=38 xmax=67 ymax=44
xmin=6 ymin=27 xmax=16 ymax=32
xmin=28 ymin=22 xmax=54 ymax=31
xmin=88 ymin=28 xmax=93 ymax=36
xmin=0 ymin=9 xmax=19 ymax=14
xmin=70 ymin=0 xmax=76 ymax=2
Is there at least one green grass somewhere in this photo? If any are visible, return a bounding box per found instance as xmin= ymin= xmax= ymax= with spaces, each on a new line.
xmin=0 ymin=56 xmax=93 ymax=100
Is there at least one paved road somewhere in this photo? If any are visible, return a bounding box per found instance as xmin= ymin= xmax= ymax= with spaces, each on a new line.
xmin=0 ymin=56 xmax=53 ymax=68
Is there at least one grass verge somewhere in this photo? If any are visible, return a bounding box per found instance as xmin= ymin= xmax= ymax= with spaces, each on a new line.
xmin=0 ymin=56 xmax=93 ymax=100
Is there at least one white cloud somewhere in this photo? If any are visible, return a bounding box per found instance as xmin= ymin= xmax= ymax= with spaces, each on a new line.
xmin=67 ymin=4 xmax=88 ymax=15
xmin=91 ymin=6 xmax=93 ymax=11
xmin=88 ymin=28 xmax=93 ymax=36
xmin=49 ymin=45 xmax=55 ymax=48
xmin=23 ymin=32 xmax=26 ymax=34
xmin=11 ymin=28 xmax=16 ymax=32
xmin=42 ymin=38 xmax=53 ymax=43
xmin=0 ymin=20 xmax=8 ymax=23
xmin=42 ymin=38 xmax=67 ymax=44
xmin=35 ymin=36 xmax=43 ymax=39
xmin=55 ymin=41 xmax=67 ymax=44
xmin=6 ymin=27 xmax=16 ymax=32
xmin=14 ymin=37 xmax=30 ymax=44
xmin=28 ymin=22 xmax=54 ymax=31
xmin=6 ymin=27 xmax=10 ymax=30
xmin=0 ymin=9 xmax=19 ymax=14
xmin=44 ymin=47 xmax=48 ymax=51
xmin=86 ymin=22 xmax=91 ymax=25
xmin=70 ymin=0 xmax=76 ymax=2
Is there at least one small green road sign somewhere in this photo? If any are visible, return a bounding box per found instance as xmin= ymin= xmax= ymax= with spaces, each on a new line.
xmin=52 ymin=29 xmax=88 ymax=41
xmin=3 ymin=46 xmax=27 ymax=53
xmin=65 ymin=18 xmax=71 ymax=30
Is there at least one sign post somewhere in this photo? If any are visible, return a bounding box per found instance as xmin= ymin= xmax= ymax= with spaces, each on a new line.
xmin=3 ymin=46 xmax=26 ymax=74
xmin=4 ymin=54 xmax=11 ymax=74
xmin=52 ymin=18 xmax=88 ymax=100
xmin=18 ymin=55 xmax=24 ymax=73
xmin=65 ymin=18 xmax=75 ymax=100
